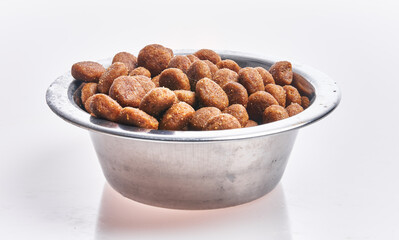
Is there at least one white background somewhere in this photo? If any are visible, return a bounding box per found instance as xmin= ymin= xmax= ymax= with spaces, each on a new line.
xmin=1 ymin=0 xmax=398 ymax=239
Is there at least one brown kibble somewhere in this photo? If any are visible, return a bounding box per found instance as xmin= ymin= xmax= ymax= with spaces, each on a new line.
xmin=112 ymin=52 xmax=138 ymax=73
xmin=245 ymin=120 xmax=258 ymax=128
xmin=263 ymin=105 xmax=289 ymax=123
xmin=133 ymin=75 xmax=156 ymax=92
xmin=204 ymin=113 xmax=241 ymax=130
xmin=283 ymin=85 xmax=301 ymax=106
xmin=214 ymin=68 xmax=239 ymax=88
xmin=152 ymin=75 xmax=160 ymax=87
xmin=269 ymin=61 xmax=293 ymax=86
xmin=118 ymin=107 xmax=159 ymax=129
xmin=71 ymin=61 xmax=105 ymax=83
xmin=216 ymin=59 xmax=240 ymax=73
xmin=186 ymin=54 xmax=200 ymax=63
xmin=159 ymin=102 xmax=195 ymax=130
xmin=85 ymin=94 xmax=122 ymax=122
xmin=137 ymin=44 xmax=173 ymax=76
xmin=202 ymin=60 xmax=218 ymax=77
xmin=187 ymin=60 xmax=212 ymax=90
xmin=109 ymin=76 xmax=147 ymax=107
xmin=196 ymin=78 xmax=229 ymax=110
xmin=265 ymin=84 xmax=286 ymax=107
xmin=292 ymin=72 xmax=314 ymax=98
xmin=98 ymin=62 xmax=129 ymax=94
xmin=139 ymin=87 xmax=177 ymax=116
xmin=159 ymin=68 xmax=190 ymax=90
xmin=193 ymin=49 xmax=221 ymax=64
xmin=174 ymin=90 xmax=196 ymax=107
xmin=301 ymin=96 xmax=310 ymax=109
xmin=286 ymin=103 xmax=304 ymax=117
xmin=222 ymin=104 xmax=249 ymax=127
xmin=81 ymin=83 xmax=98 ymax=107
xmin=255 ymin=67 xmax=275 ymax=86
xmin=189 ymin=107 xmax=221 ymax=130
xmin=129 ymin=67 xmax=151 ymax=78
xmin=168 ymin=55 xmax=191 ymax=73
xmin=222 ymin=82 xmax=249 ymax=107
xmin=238 ymin=67 xmax=265 ymax=95
xmin=247 ymin=91 xmax=278 ymax=122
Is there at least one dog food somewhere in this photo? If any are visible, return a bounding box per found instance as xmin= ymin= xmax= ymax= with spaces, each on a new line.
xmin=286 ymin=103 xmax=304 ymax=117
xmin=217 ymin=59 xmax=240 ymax=73
xmin=72 ymin=45 xmax=312 ymax=130
xmin=118 ymin=107 xmax=159 ymax=129
xmin=204 ymin=113 xmax=241 ymax=130
xmin=189 ymin=107 xmax=221 ymax=130
xmin=71 ymin=61 xmax=105 ymax=82
xmin=196 ymin=78 xmax=229 ymax=110
xmin=263 ymin=105 xmax=289 ymax=123
xmin=238 ymin=67 xmax=265 ymax=95
xmin=98 ymin=62 xmax=128 ymax=94
xmin=129 ymin=67 xmax=151 ymax=78
xmin=159 ymin=68 xmax=191 ymax=90
xmin=112 ymin=52 xmax=138 ymax=73
xmin=159 ymin=102 xmax=195 ymax=130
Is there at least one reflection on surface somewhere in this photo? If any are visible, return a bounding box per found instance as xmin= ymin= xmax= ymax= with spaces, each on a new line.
xmin=95 ymin=183 xmax=292 ymax=240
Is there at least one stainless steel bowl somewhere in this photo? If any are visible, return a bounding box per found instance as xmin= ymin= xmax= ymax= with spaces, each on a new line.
xmin=46 ymin=50 xmax=341 ymax=210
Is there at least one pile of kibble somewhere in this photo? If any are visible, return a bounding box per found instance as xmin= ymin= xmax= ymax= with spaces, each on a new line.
xmin=72 ymin=44 xmax=310 ymax=130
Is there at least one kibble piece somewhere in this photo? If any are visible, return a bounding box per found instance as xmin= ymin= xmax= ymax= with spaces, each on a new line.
xmin=292 ymin=72 xmax=314 ymax=97
xmin=283 ymin=85 xmax=301 ymax=106
xmin=174 ymin=90 xmax=196 ymax=107
xmin=301 ymin=96 xmax=310 ymax=109
xmin=139 ymin=87 xmax=177 ymax=116
xmin=187 ymin=60 xmax=212 ymax=90
xmin=202 ymin=60 xmax=218 ymax=77
xmin=189 ymin=107 xmax=221 ymax=130
xmin=247 ymin=91 xmax=279 ymax=122
xmin=196 ymin=78 xmax=229 ymax=110
xmin=109 ymin=76 xmax=147 ymax=107
xmin=137 ymin=44 xmax=173 ymax=76
xmin=245 ymin=120 xmax=258 ymax=128
xmin=255 ymin=67 xmax=275 ymax=86
xmin=98 ymin=62 xmax=129 ymax=94
xmin=186 ymin=54 xmax=200 ymax=63
xmin=159 ymin=102 xmax=195 ymax=130
xmin=129 ymin=67 xmax=151 ymax=78
xmin=159 ymin=68 xmax=190 ymax=90
xmin=118 ymin=107 xmax=159 ymax=129
xmin=204 ymin=113 xmax=241 ymax=130
xmin=81 ymin=83 xmax=98 ymax=106
xmin=132 ymin=75 xmax=155 ymax=93
xmin=168 ymin=55 xmax=191 ymax=73
xmin=112 ymin=52 xmax=138 ymax=73
xmin=286 ymin=103 xmax=304 ymax=117
xmin=71 ymin=61 xmax=105 ymax=83
xmin=85 ymin=94 xmax=122 ymax=122
xmin=265 ymin=84 xmax=286 ymax=107
xmin=194 ymin=49 xmax=221 ymax=64
xmin=216 ymin=59 xmax=240 ymax=73
xmin=222 ymin=82 xmax=249 ymax=107
xmin=238 ymin=67 xmax=265 ymax=95
xmin=222 ymin=104 xmax=249 ymax=127
xmin=269 ymin=61 xmax=293 ymax=86
xmin=263 ymin=105 xmax=289 ymax=123
xmin=152 ymin=75 xmax=160 ymax=87
xmin=214 ymin=68 xmax=239 ymax=88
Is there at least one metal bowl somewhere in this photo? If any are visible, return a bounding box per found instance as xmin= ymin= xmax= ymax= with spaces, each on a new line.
xmin=46 ymin=50 xmax=341 ymax=210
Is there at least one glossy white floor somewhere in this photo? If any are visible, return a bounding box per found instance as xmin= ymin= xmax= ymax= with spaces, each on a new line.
xmin=1 ymin=1 xmax=398 ymax=239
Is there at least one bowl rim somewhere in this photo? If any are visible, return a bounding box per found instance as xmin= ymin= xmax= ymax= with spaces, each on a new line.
xmin=46 ymin=50 xmax=341 ymax=142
